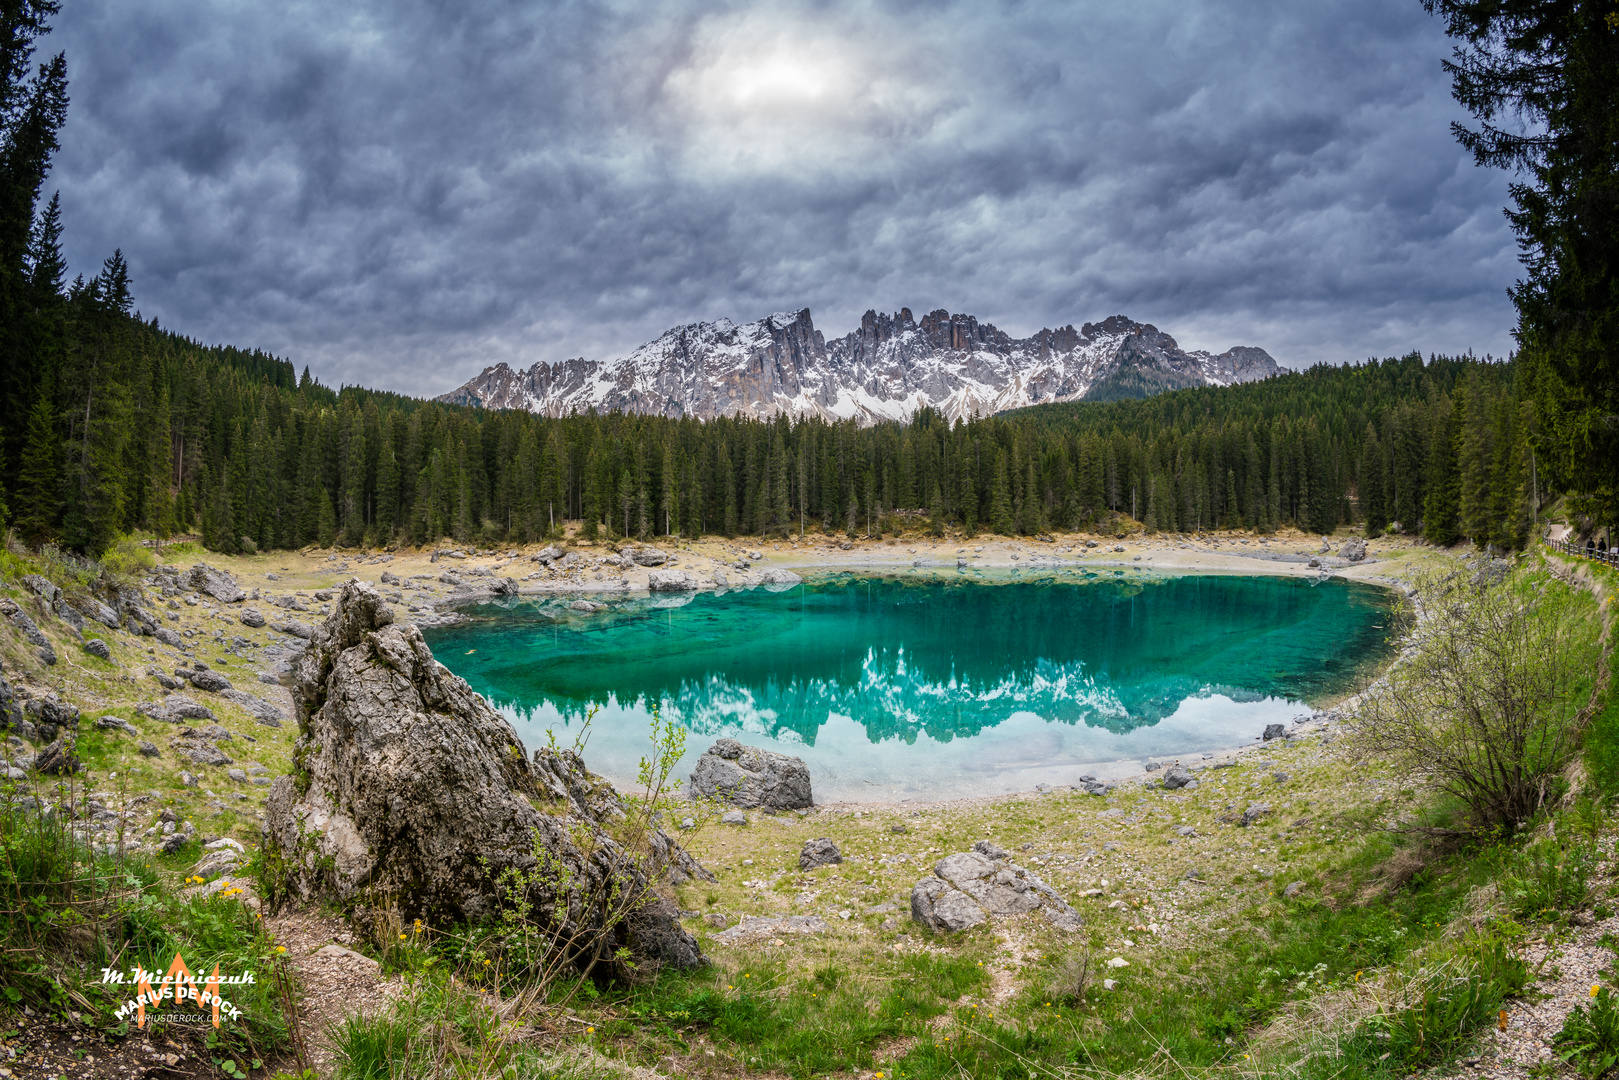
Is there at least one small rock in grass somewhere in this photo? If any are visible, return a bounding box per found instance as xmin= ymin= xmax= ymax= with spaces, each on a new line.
xmin=1102 ymin=978 xmax=1118 ymax=991
xmin=1283 ymin=881 xmax=1305 ymax=899
xmin=704 ymin=913 xmax=729 ymax=929
xmin=1262 ymin=723 xmax=1286 ymax=741
xmin=799 ymin=837 xmax=841 ymax=870
xmin=188 ymin=669 xmax=232 ymax=693
xmin=138 ymin=741 xmax=160 ymax=757
xmin=1107 ymin=957 xmax=1130 ymax=969
xmin=84 ymin=638 xmax=111 ymax=660
xmin=1162 ymin=766 xmax=1193 ymax=789
xmin=720 ymin=810 xmax=748 ymax=826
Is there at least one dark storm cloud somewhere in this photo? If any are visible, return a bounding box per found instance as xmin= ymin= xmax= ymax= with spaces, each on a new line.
xmin=46 ymin=0 xmax=1518 ymax=395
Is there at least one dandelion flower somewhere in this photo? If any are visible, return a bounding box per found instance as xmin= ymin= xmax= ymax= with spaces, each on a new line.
xmin=587 ymin=1027 xmax=594 ymax=1034
xmin=399 ymin=933 xmax=407 ymax=940
xmin=275 ymin=946 xmax=286 ymax=954
xmin=1594 ymin=984 xmax=1603 ymax=998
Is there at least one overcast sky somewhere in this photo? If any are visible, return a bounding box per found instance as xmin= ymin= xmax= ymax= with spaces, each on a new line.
xmin=46 ymin=0 xmax=1518 ymax=397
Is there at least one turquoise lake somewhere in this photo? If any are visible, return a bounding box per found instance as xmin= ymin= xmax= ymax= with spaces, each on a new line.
xmin=424 ymin=572 xmax=1395 ymax=800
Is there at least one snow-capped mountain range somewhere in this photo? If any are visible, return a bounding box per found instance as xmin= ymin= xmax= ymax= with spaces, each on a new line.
xmin=436 ymin=308 xmax=1281 ymax=425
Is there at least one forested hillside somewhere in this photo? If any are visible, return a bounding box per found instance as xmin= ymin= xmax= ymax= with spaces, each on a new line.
xmin=0 ymin=0 xmax=1588 ymax=559
xmin=0 ymin=299 xmax=1543 ymax=554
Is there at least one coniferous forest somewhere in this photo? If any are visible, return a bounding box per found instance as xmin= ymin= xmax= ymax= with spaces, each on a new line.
xmin=0 ymin=0 xmax=1610 ymax=559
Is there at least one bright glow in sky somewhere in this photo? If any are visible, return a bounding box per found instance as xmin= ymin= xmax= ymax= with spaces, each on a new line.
xmin=46 ymin=0 xmax=1519 ymax=396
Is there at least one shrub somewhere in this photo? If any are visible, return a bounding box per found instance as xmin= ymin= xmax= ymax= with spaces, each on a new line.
xmin=1347 ymin=569 xmax=1593 ymax=831
xmin=100 ymin=533 xmax=156 ymax=580
xmin=1555 ymin=986 xmax=1619 ymax=1078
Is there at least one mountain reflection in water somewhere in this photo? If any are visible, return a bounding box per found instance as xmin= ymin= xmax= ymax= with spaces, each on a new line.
xmin=424 ymin=571 xmax=1393 ymax=798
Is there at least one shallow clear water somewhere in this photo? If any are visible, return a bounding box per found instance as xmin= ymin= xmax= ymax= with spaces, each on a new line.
xmin=424 ymin=571 xmax=1395 ymax=800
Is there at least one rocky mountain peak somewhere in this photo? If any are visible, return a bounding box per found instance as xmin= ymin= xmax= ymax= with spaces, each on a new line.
xmin=437 ymin=307 xmax=1281 ymax=424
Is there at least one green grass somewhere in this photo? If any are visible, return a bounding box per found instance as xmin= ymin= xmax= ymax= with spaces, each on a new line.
xmin=0 ymin=789 xmax=285 ymax=1061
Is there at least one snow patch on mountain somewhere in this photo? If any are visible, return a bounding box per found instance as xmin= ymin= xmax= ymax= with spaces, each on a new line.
xmin=436 ymin=308 xmax=1280 ymax=424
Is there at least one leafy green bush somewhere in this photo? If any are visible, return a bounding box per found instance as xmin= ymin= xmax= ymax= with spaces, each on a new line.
xmin=100 ymin=532 xmax=156 ymax=580
xmin=1348 ymin=568 xmax=1598 ymax=831
xmin=1499 ymin=835 xmax=1596 ymax=921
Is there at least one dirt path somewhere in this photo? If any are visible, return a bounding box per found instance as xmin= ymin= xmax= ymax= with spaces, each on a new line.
xmin=264 ymin=911 xmax=403 ymax=1079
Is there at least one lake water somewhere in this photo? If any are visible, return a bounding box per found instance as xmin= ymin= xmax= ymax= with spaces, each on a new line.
xmin=424 ymin=571 xmax=1395 ymax=801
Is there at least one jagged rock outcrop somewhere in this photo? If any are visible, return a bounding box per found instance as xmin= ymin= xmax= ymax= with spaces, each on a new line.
xmin=437 ymin=308 xmax=1280 ymax=425
xmin=185 ymin=564 xmax=246 ymax=603
xmin=689 ymin=738 xmax=813 ymax=809
xmin=25 ymin=696 xmax=79 ymax=743
xmin=137 ymin=696 xmax=216 ymax=722
xmin=910 ymin=841 xmax=1083 ymax=934
xmin=0 ymin=661 xmax=23 ymax=732
xmin=263 ymin=581 xmax=708 ymax=972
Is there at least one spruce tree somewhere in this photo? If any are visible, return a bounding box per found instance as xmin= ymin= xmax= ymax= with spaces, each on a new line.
xmin=989 ymin=450 xmax=1012 ymax=536
xmin=1423 ymin=396 xmax=1461 ymax=546
xmin=1359 ymin=424 xmax=1387 ymax=537
xmin=1425 ymin=0 xmax=1619 ymax=528
xmin=14 ymin=393 xmax=55 ymax=540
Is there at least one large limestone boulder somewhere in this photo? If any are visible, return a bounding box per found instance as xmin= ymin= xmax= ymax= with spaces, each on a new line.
xmin=910 ymin=841 xmax=1083 ymax=934
xmin=185 ymin=564 xmax=246 ymax=603
xmin=1339 ymin=537 xmax=1367 ymax=563
xmin=689 ymin=738 xmax=812 ymax=810
xmin=625 ymin=546 xmax=669 ymax=567
xmin=263 ymin=581 xmax=707 ymax=973
xmin=648 ymin=570 xmax=700 ymax=593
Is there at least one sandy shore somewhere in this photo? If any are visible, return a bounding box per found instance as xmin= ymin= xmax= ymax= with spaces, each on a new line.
xmin=395 ymin=524 xmax=1420 ymax=599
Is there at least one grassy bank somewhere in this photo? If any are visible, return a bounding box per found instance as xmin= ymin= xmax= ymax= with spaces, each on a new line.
xmin=0 ymin=530 xmax=1614 ymax=1078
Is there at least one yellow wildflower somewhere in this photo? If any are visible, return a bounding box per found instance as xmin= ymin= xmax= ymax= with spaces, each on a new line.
xmin=1594 ymin=984 xmax=1603 ymax=998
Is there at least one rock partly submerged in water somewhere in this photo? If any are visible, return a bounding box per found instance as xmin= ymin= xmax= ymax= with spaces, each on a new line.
xmin=262 ymin=580 xmax=710 ymax=973
xmin=689 ymin=738 xmax=813 ymax=810
xmin=648 ymin=569 xmax=701 ymax=593
xmin=910 ymin=841 xmax=1083 ymax=934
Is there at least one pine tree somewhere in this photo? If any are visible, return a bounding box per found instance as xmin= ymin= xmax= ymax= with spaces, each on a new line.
xmin=990 ymin=449 xmax=1012 ymax=536
xmin=211 ymin=465 xmax=239 ymax=555
xmin=15 ymin=394 xmax=55 ymax=540
xmin=1423 ymin=396 xmax=1461 ymax=546
xmin=144 ymin=382 xmax=174 ymax=538
xmin=1425 ymin=0 xmax=1619 ymax=528
xmin=1359 ymin=424 xmax=1387 ymax=537
xmin=342 ymin=411 xmax=367 ymax=545
xmin=376 ymin=411 xmax=399 ymax=542
xmin=317 ymin=490 xmax=337 ymax=548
